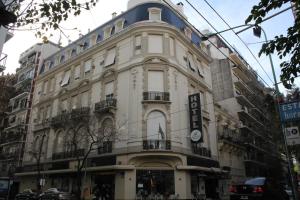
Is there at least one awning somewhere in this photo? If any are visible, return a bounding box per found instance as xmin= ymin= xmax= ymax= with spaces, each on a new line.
xmin=176 ymin=165 xmax=229 ymax=174
xmin=15 ymin=165 xmax=135 ymax=176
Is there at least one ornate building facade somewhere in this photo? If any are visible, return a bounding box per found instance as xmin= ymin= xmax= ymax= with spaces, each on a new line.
xmin=16 ymin=0 xmax=228 ymax=199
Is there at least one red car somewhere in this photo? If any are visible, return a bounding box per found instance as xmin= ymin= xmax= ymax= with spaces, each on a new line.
xmin=230 ymin=177 xmax=289 ymax=200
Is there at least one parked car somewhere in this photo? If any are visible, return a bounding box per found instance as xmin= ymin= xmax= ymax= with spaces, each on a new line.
xmin=15 ymin=189 xmax=40 ymax=200
xmin=40 ymin=188 xmax=75 ymax=200
xmin=230 ymin=177 xmax=289 ymax=200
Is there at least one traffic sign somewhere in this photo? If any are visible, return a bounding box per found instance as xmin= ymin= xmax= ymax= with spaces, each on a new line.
xmin=279 ymin=101 xmax=300 ymax=122
xmin=286 ymin=127 xmax=300 ymax=146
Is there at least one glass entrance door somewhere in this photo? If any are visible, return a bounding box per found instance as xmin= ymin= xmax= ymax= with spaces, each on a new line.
xmin=136 ymin=170 xmax=175 ymax=199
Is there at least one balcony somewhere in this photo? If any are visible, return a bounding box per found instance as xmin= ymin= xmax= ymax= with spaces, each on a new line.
xmin=191 ymin=144 xmax=211 ymax=157
xmin=0 ymin=151 xmax=20 ymax=160
xmin=236 ymin=95 xmax=254 ymax=108
xmin=218 ymin=130 xmax=244 ymax=148
xmin=143 ymin=140 xmax=171 ymax=150
xmin=97 ymin=141 xmax=113 ymax=154
xmin=0 ymin=53 xmax=7 ymax=72
xmin=50 ymin=112 xmax=70 ymax=128
xmin=94 ymin=99 xmax=117 ymax=113
xmin=52 ymin=149 xmax=85 ymax=160
xmin=238 ymin=109 xmax=264 ymax=129
xmin=34 ymin=119 xmax=51 ymax=131
xmin=233 ymin=76 xmax=253 ymax=96
xmin=143 ymin=92 xmax=170 ymax=102
xmin=70 ymin=107 xmax=90 ymax=121
xmin=0 ymin=132 xmax=23 ymax=145
xmin=51 ymin=107 xmax=90 ymax=128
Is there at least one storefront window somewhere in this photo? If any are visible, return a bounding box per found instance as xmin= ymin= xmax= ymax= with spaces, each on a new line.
xmin=136 ymin=170 xmax=175 ymax=199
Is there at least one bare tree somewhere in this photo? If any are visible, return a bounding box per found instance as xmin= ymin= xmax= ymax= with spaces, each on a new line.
xmin=27 ymin=121 xmax=49 ymax=194
xmin=53 ymin=110 xmax=125 ymax=200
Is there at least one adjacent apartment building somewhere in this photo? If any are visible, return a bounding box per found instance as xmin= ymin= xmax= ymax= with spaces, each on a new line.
xmin=0 ymin=43 xmax=60 ymax=178
xmin=16 ymin=0 xmax=230 ymax=199
xmin=208 ymin=35 xmax=280 ymax=181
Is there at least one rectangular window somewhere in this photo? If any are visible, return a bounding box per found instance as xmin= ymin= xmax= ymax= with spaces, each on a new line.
xmin=197 ymin=60 xmax=204 ymax=77
xmin=187 ymin=53 xmax=196 ymax=71
xmin=46 ymin=105 xmax=51 ymax=119
xmin=169 ymin=37 xmax=174 ymax=56
xmin=200 ymin=91 xmax=205 ymax=108
xmin=104 ymin=48 xmax=116 ymax=67
xmin=115 ymin=19 xmax=125 ymax=33
xmin=148 ymin=71 xmax=164 ymax=92
xmin=61 ymin=70 xmax=71 ymax=87
xmin=71 ymin=95 xmax=77 ymax=109
xmin=74 ymin=65 xmax=81 ymax=79
xmin=84 ymin=60 xmax=92 ymax=73
xmin=148 ymin=35 xmax=163 ymax=53
xmin=81 ymin=92 xmax=89 ymax=107
xmin=103 ymin=26 xmax=112 ymax=39
xmin=135 ymin=35 xmax=142 ymax=54
xmin=43 ymin=80 xmax=48 ymax=94
xmin=105 ymin=81 xmax=114 ymax=99
xmin=49 ymin=78 xmax=55 ymax=92
xmin=148 ymin=7 xmax=162 ymax=21
xmin=39 ymin=107 xmax=44 ymax=121
xmin=61 ymin=99 xmax=68 ymax=111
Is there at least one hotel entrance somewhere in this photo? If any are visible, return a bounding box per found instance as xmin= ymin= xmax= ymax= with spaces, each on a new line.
xmin=136 ymin=170 xmax=175 ymax=199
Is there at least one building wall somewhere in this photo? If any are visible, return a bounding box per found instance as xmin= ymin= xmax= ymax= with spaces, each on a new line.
xmin=18 ymin=2 xmax=226 ymax=199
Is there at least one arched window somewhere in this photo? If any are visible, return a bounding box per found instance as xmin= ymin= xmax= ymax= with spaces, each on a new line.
xmin=71 ymin=49 xmax=77 ymax=57
xmin=33 ymin=136 xmax=40 ymax=152
xmin=54 ymin=131 xmax=64 ymax=153
xmin=146 ymin=111 xmax=166 ymax=140
xmin=96 ymin=34 xmax=102 ymax=43
xmin=60 ymin=55 xmax=65 ymax=63
xmin=100 ymin=118 xmax=114 ymax=141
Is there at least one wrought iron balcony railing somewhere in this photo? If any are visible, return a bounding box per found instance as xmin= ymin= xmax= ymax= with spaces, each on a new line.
xmin=97 ymin=141 xmax=113 ymax=154
xmin=50 ymin=112 xmax=70 ymax=128
xmin=192 ymin=144 xmax=211 ymax=157
xmin=95 ymin=99 xmax=117 ymax=113
xmin=143 ymin=140 xmax=171 ymax=150
xmin=70 ymin=107 xmax=90 ymax=121
xmin=52 ymin=149 xmax=85 ymax=160
xmin=218 ymin=131 xmax=244 ymax=146
xmin=143 ymin=92 xmax=170 ymax=101
xmin=51 ymin=107 xmax=90 ymax=128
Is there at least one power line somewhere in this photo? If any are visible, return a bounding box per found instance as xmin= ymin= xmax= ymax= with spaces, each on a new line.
xmin=184 ymin=0 xmax=273 ymax=88
xmin=160 ymin=0 xmax=266 ymax=87
xmin=199 ymin=0 xmax=275 ymax=85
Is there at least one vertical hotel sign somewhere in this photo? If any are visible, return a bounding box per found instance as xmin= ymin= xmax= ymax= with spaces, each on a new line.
xmin=188 ymin=93 xmax=203 ymax=143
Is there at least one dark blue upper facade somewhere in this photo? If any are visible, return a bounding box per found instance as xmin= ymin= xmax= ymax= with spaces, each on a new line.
xmin=40 ymin=2 xmax=203 ymax=74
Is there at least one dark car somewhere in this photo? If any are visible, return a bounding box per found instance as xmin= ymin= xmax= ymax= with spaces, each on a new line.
xmin=230 ymin=177 xmax=289 ymax=200
xmin=15 ymin=189 xmax=40 ymax=200
xmin=40 ymin=188 xmax=75 ymax=200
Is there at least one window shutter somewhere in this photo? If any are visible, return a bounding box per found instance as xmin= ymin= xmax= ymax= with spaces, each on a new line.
xmin=187 ymin=53 xmax=196 ymax=71
xmin=74 ymin=65 xmax=81 ymax=79
xmin=61 ymin=70 xmax=71 ymax=87
xmin=105 ymin=81 xmax=114 ymax=98
xmin=104 ymin=48 xmax=116 ymax=67
xmin=84 ymin=60 xmax=92 ymax=73
xmin=148 ymin=35 xmax=163 ymax=53
xmin=81 ymin=92 xmax=89 ymax=107
xmin=148 ymin=71 xmax=164 ymax=92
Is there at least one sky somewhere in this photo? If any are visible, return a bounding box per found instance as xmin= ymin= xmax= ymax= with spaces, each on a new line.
xmin=2 ymin=0 xmax=299 ymax=93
